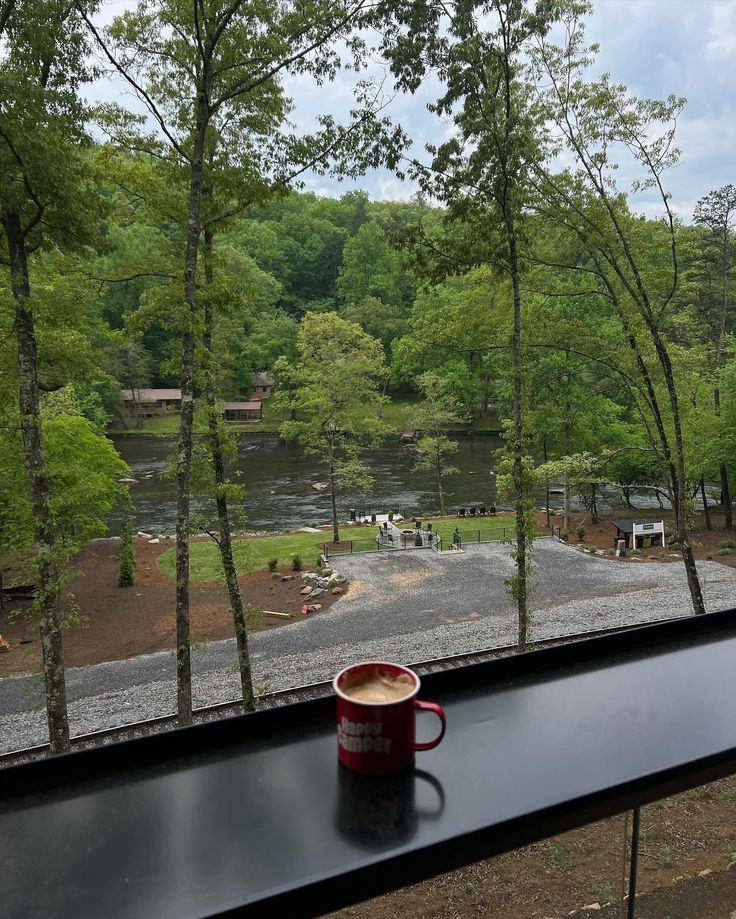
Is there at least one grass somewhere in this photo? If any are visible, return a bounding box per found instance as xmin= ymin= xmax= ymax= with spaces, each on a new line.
xmin=157 ymin=530 xmax=337 ymax=582
xmin=110 ymin=393 xmax=503 ymax=437
xmin=156 ymin=514 xmax=516 ymax=582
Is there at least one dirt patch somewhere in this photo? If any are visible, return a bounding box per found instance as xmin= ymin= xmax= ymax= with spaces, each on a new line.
xmin=0 ymin=538 xmax=346 ymax=676
xmin=323 ymin=778 xmax=736 ymax=919
xmin=535 ymin=508 xmax=736 ymax=569
xmin=388 ymin=568 xmax=434 ymax=590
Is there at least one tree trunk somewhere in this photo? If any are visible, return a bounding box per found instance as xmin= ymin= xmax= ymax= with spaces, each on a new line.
xmin=329 ymin=446 xmax=339 ymax=544
xmin=543 ymin=437 xmax=550 ymax=529
xmin=436 ymin=439 xmax=445 ymax=516
xmin=509 ymin=232 xmax=529 ymax=651
xmin=700 ymin=475 xmax=712 ymax=531
xmin=202 ymin=229 xmax=255 ymax=711
xmin=175 ymin=92 xmax=209 ymax=726
xmin=3 ymin=209 xmax=70 ymax=753
xmin=591 ymin=483 xmax=598 ymax=524
xmin=720 ymin=464 xmax=732 ymax=528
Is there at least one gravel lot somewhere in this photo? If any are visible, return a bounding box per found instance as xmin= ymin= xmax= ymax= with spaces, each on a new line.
xmin=2 ymin=539 xmax=735 ymax=753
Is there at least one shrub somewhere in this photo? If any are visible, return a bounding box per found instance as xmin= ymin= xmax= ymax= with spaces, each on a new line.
xmin=559 ymin=528 xmax=569 ymax=542
xmin=291 ymin=553 xmax=302 ymax=571
xmin=267 ymin=558 xmax=278 ymax=572
xmin=631 ymin=548 xmax=642 ymax=557
xmin=388 ymin=511 xmax=394 ymax=522
xmin=316 ymin=556 xmax=323 ymax=569
xmin=576 ymin=525 xmax=586 ymax=542
xmin=716 ymin=547 xmax=732 ymax=556
xmin=118 ymin=517 xmax=135 ymax=587
xmin=370 ymin=513 xmax=376 ymax=523
xmin=414 ymin=532 xmax=423 ymax=547
xmin=706 ymin=552 xmax=714 ymax=560
xmin=719 ymin=540 xmax=735 ymax=549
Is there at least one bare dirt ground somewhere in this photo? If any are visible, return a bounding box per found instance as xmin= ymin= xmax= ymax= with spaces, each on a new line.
xmin=536 ymin=507 xmax=736 ymax=569
xmin=0 ymin=538 xmax=343 ymax=676
xmin=324 ymin=778 xmax=736 ymax=919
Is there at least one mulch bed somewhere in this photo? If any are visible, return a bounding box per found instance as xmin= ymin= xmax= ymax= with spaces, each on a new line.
xmin=535 ymin=508 xmax=736 ymax=568
xmin=0 ymin=538 xmax=345 ymax=676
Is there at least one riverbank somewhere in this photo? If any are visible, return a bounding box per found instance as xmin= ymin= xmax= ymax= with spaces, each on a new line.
xmin=108 ymin=395 xmax=503 ymax=436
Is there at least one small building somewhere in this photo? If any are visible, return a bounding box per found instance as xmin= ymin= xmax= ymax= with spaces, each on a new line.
xmin=250 ymin=371 xmax=275 ymax=399
xmin=610 ymin=518 xmax=665 ymax=550
xmin=222 ymin=401 xmax=263 ymax=423
xmin=120 ymin=388 xmax=182 ymax=416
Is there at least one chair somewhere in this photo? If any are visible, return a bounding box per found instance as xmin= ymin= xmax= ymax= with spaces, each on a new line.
xmin=469 ymin=507 xmax=477 ymax=517
xmin=488 ymin=506 xmax=497 ymax=516
xmin=479 ymin=506 xmax=486 ymax=516
xmin=458 ymin=508 xmax=466 ymax=518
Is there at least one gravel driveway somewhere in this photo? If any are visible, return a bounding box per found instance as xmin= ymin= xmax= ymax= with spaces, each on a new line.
xmin=2 ymin=539 xmax=735 ymax=753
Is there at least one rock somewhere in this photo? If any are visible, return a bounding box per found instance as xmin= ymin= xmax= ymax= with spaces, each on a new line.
xmin=136 ymin=531 xmax=153 ymax=539
xmin=317 ymin=579 xmax=330 ymax=589
xmin=321 ymin=568 xmax=333 ymax=577
xmin=301 ymin=571 xmax=319 ymax=581
xmin=300 ymin=586 xmax=313 ymax=596
xmin=119 ymin=477 xmax=137 ymax=484
xmin=309 ymin=587 xmax=326 ymax=599
xmin=331 ymin=587 xmax=343 ymax=595
xmin=307 ymin=603 xmax=322 ymax=612
xmin=673 ymin=875 xmax=685 ymax=882
xmin=280 ymin=575 xmax=295 ymax=582
xmin=582 ymin=904 xmax=601 ymax=911
xmin=312 ymin=482 xmax=328 ymax=491
xmin=697 ymin=868 xmax=712 ymax=877
xmin=148 ymin=538 xmax=160 ymax=544
xmin=595 ymin=550 xmax=604 ymax=556
xmin=328 ymin=573 xmax=347 ymax=586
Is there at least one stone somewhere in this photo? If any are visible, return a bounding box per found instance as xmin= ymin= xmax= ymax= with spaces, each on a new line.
xmin=331 ymin=587 xmax=343 ymax=595
xmin=582 ymin=904 xmax=601 ymax=911
xmin=148 ymin=538 xmax=160 ymax=544
xmin=136 ymin=531 xmax=153 ymax=539
xmin=309 ymin=587 xmax=326 ymax=599
xmin=301 ymin=572 xmax=319 ymax=581
xmin=697 ymin=868 xmax=712 ymax=877
xmin=329 ymin=573 xmax=347 ymax=586
xmin=280 ymin=575 xmax=295 ymax=581
xmin=300 ymin=586 xmax=313 ymax=596
xmin=321 ymin=569 xmax=333 ymax=577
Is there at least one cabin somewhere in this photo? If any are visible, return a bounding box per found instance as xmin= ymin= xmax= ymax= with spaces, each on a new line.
xmin=222 ymin=401 xmax=263 ymax=422
xmin=120 ymin=388 xmax=182 ymax=417
xmin=250 ymin=371 xmax=275 ymax=399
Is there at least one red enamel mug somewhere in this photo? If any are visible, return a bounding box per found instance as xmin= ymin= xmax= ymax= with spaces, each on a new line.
xmin=333 ymin=662 xmax=447 ymax=775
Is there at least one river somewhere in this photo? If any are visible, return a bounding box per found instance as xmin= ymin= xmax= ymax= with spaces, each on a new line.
xmin=109 ymin=432 xmax=508 ymax=534
xmin=109 ymin=432 xmax=673 ymax=535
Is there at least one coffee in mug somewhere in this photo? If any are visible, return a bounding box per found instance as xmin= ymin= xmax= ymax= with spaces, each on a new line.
xmin=333 ymin=662 xmax=446 ymax=775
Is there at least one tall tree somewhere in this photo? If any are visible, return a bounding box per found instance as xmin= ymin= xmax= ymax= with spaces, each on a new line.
xmin=86 ymin=0 xmax=401 ymax=724
xmin=275 ymin=312 xmax=386 ymax=543
xmin=532 ymin=6 xmax=706 ymax=614
xmin=693 ymin=185 xmax=736 ymax=527
xmin=0 ymin=0 xmax=101 ymax=752
xmin=408 ymin=372 xmax=466 ymax=516
xmin=380 ymin=0 xmax=567 ymax=649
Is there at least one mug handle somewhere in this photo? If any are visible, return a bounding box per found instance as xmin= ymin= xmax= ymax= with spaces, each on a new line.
xmin=412 ymin=700 xmax=446 ymax=751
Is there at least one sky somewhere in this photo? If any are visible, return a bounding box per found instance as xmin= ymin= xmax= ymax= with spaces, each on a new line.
xmin=90 ymin=0 xmax=736 ymax=221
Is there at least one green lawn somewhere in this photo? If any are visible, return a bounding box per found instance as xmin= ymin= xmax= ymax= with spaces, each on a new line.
xmin=157 ymin=529 xmax=359 ymax=582
xmin=110 ymin=394 xmax=501 ymax=437
xmin=156 ymin=516 xmax=517 ymax=583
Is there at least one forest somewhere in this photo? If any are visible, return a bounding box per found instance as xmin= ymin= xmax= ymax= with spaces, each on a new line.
xmin=0 ymin=0 xmax=734 ymax=752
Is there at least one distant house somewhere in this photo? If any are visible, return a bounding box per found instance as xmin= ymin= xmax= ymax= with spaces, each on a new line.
xmin=222 ymin=401 xmax=263 ymax=422
xmin=121 ymin=388 xmax=182 ymax=416
xmin=250 ymin=371 xmax=275 ymax=399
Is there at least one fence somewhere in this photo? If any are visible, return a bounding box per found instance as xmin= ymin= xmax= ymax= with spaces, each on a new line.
xmin=323 ymin=526 xmax=508 ymax=558
xmin=435 ymin=526 xmax=509 ymax=551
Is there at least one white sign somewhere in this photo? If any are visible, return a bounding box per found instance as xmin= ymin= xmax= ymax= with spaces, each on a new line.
xmin=632 ymin=521 xmax=665 ymax=547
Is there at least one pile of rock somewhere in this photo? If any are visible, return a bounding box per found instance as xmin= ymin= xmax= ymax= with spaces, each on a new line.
xmin=300 ymin=568 xmax=348 ymax=600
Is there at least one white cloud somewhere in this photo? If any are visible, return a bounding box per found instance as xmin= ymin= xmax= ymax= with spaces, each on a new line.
xmin=706 ymin=2 xmax=736 ymax=57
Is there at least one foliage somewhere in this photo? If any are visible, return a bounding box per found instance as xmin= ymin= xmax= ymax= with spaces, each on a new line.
xmin=576 ymin=526 xmax=586 ymax=543
xmin=291 ymin=553 xmax=302 ymax=572
xmin=267 ymin=558 xmax=278 ymax=572
xmin=118 ymin=517 xmax=136 ymax=587
xmin=275 ymin=311 xmax=387 ymax=540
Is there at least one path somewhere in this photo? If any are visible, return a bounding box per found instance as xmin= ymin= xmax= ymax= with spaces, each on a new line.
xmin=2 ymin=541 xmax=735 ymax=752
